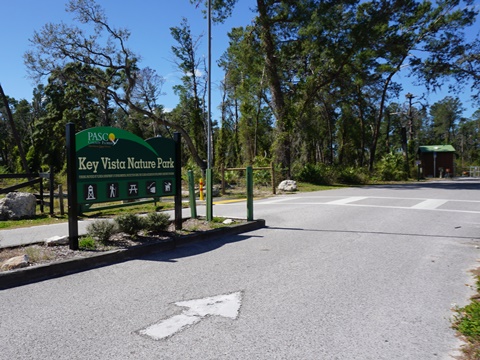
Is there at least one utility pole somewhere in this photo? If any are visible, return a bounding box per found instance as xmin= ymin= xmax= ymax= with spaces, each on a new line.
xmin=206 ymin=0 xmax=213 ymax=220
xmin=405 ymin=93 xmax=416 ymax=179
xmin=406 ymin=93 xmax=414 ymax=141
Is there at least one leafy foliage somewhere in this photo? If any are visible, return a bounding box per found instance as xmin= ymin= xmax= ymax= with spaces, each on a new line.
xmin=87 ymin=220 xmax=116 ymax=243
xmin=296 ymin=164 xmax=336 ymax=185
xmin=144 ymin=212 xmax=170 ymax=233
xmin=115 ymin=214 xmax=145 ymax=237
xmin=79 ymin=236 xmax=97 ymax=250
xmin=375 ymin=153 xmax=408 ymax=181
xmin=252 ymin=156 xmax=272 ymax=186
xmin=338 ymin=167 xmax=368 ymax=185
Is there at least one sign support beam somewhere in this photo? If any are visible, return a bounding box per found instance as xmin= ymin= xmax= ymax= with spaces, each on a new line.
xmin=174 ymin=132 xmax=182 ymax=230
xmin=66 ymin=123 xmax=79 ymax=250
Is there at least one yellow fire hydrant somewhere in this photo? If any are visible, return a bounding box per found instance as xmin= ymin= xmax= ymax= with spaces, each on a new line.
xmin=199 ymin=178 xmax=204 ymax=200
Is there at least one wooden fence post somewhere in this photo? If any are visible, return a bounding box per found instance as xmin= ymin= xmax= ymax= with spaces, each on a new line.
xmin=49 ymin=167 xmax=54 ymax=215
xmin=39 ymin=178 xmax=44 ymax=213
xmin=58 ymin=185 xmax=65 ymax=216
xmin=221 ymin=164 xmax=225 ymax=195
xmin=271 ymin=162 xmax=276 ymax=195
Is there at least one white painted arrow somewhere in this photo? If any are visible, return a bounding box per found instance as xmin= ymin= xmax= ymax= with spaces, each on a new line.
xmin=138 ymin=291 xmax=243 ymax=340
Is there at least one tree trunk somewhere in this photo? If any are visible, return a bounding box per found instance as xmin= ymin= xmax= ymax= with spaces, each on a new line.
xmin=0 ymin=84 xmax=31 ymax=175
xmin=256 ymin=0 xmax=291 ymax=177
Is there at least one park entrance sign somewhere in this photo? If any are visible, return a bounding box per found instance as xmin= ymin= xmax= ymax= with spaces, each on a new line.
xmin=76 ymin=127 xmax=176 ymax=204
xmin=66 ymin=124 xmax=182 ymax=250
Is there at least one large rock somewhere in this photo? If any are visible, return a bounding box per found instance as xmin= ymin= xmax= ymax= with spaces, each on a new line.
xmin=0 ymin=192 xmax=37 ymax=220
xmin=45 ymin=235 xmax=69 ymax=247
xmin=278 ymin=180 xmax=298 ymax=192
xmin=1 ymin=255 xmax=29 ymax=271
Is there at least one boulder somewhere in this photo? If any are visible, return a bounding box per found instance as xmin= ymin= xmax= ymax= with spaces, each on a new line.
xmin=0 ymin=192 xmax=37 ymax=220
xmin=45 ymin=235 xmax=69 ymax=247
xmin=212 ymin=185 xmax=221 ymax=197
xmin=1 ymin=255 xmax=29 ymax=271
xmin=278 ymin=180 xmax=297 ymax=192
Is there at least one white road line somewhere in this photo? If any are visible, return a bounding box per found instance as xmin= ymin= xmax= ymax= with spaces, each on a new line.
xmin=287 ymin=195 xmax=480 ymax=204
xmin=325 ymin=196 xmax=368 ymax=205
xmin=248 ymin=200 xmax=480 ymax=214
xmin=260 ymin=197 xmax=301 ymax=204
xmin=411 ymin=199 xmax=448 ymax=209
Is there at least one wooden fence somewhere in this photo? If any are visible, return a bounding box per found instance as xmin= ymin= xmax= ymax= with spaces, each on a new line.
xmin=220 ymin=163 xmax=276 ymax=195
xmin=0 ymin=171 xmax=55 ymax=215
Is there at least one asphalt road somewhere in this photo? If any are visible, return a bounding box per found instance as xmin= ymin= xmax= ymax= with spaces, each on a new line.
xmin=1 ymin=178 xmax=480 ymax=359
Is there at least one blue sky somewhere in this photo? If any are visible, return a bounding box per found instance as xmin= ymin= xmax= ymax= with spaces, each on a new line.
xmin=0 ymin=0 xmax=257 ymax=113
xmin=0 ymin=0 xmax=478 ymax=119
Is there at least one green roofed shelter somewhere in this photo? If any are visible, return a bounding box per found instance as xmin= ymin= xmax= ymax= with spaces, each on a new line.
xmin=418 ymin=145 xmax=456 ymax=178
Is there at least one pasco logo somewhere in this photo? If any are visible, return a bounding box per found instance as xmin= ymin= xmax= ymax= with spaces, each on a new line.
xmin=87 ymin=131 xmax=119 ymax=146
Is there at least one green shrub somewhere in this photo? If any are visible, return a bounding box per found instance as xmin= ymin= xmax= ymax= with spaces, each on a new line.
xmin=224 ymin=170 xmax=240 ymax=185
xmin=144 ymin=212 xmax=170 ymax=233
xmin=338 ymin=167 xmax=369 ymax=185
xmin=182 ymin=159 xmax=203 ymax=184
xmin=79 ymin=236 xmax=97 ymax=250
xmin=87 ymin=220 xmax=116 ymax=243
xmin=115 ymin=213 xmax=145 ymax=236
xmin=296 ymin=163 xmax=337 ymax=185
xmin=252 ymin=156 xmax=272 ymax=186
xmin=375 ymin=153 xmax=408 ymax=181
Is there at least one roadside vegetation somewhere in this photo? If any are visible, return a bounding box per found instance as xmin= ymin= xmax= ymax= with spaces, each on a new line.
xmin=453 ymin=270 xmax=480 ymax=359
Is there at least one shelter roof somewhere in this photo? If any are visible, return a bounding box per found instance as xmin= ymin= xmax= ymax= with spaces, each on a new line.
xmin=418 ymin=145 xmax=455 ymax=153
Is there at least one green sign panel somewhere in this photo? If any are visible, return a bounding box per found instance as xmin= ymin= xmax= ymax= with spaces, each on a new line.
xmin=75 ymin=127 xmax=176 ymax=204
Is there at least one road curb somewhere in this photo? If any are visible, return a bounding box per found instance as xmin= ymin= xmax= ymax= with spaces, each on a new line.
xmin=0 ymin=219 xmax=266 ymax=290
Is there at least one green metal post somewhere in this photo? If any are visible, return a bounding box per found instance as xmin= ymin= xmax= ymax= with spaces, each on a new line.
xmin=206 ymin=168 xmax=213 ymax=221
xmin=174 ymin=132 xmax=182 ymax=230
xmin=188 ymin=170 xmax=197 ymax=218
xmin=246 ymin=166 xmax=253 ymax=221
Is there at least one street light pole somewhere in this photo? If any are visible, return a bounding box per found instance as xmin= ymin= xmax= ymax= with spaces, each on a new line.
xmin=207 ymin=0 xmax=212 ymax=169
xmin=206 ymin=0 xmax=213 ymax=220
xmin=406 ymin=93 xmax=414 ymax=141
xmin=405 ymin=92 xmax=417 ymax=178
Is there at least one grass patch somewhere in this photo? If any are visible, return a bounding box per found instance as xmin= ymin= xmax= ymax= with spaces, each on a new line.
xmin=81 ymin=201 xmax=175 ymax=218
xmin=295 ymin=182 xmax=342 ymax=192
xmin=0 ymin=214 xmax=67 ymax=230
xmin=79 ymin=236 xmax=97 ymax=250
xmin=453 ymin=271 xmax=480 ymax=359
xmin=25 ymin=246 xmax=55 ymax=262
